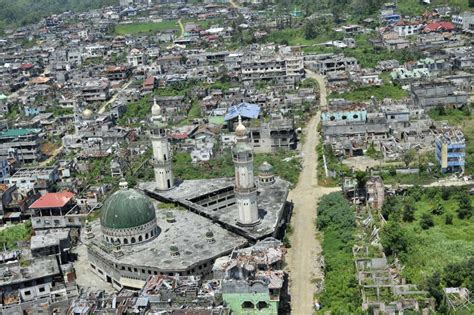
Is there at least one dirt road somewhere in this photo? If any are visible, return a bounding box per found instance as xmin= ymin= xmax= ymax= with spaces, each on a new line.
xmin=98 ymin=79 xmax=134 ymax=114
xmin=229 ymin=0 xmax=240 ymax=9
xmin=305 ymin=69 xmax=327 ymax=111
xmin=287 ymin=71 xmax=339 ymax=314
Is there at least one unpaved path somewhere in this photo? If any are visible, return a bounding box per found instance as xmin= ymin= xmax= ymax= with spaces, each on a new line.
xmin=305 ymin=69 xmax=327 ymax=111
xmin=287 ymin=71 xmax=339 ymax=314
xmin=229 ymin=0 xmax=240 ymax=9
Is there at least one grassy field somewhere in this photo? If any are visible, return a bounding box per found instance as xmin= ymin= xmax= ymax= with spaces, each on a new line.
xmin=403 ymin=197 xmax=474 ymax=283
xmin=115 ymin=20 xmax=178 ymax=35
xmin=329 ymin=84 xmax=408 ymax=102
xmin=382 ymin=188 xmax=474 ymax=285
xmin=397 ymin=0 xmax=469 ymax=16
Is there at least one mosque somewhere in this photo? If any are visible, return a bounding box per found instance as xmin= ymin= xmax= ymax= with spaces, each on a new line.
xmin=86 ymin=111 xmax=292 ymax=290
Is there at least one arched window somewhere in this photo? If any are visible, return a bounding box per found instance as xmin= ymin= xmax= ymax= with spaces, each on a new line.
xmin=131 ymin=237 xmax=136 ymax=244
xmin=123 ymin=238 xmax=128 ymax=245
xmin=342 ymin=115 xmax=347 ymax=120
xmin=138 ymin=235 xmax=143 ymax=242
xmin=242 ymin=301 xmax=254 ymax=309
xmin=257 ymin=301 xmax=268 ymax=309
xmin=145 ymin=233 xmax=149 ymax=239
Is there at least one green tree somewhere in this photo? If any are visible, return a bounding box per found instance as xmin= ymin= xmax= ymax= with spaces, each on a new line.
xmin=431 ymin=202 xmax=445 ymax=216
xmin=303 ymin=20 xmax=318 ymax=40
xmin=425 ymin=272 xmax=446 ymax=311
xmin=420 ymin=213 xmax=434 ymax=230
xmin=444 ymin=213 xmax=453 ymax=225
xmin=457 ymin=192 xmax=473 ymax=219
xmin=402 ymin=203 xmax=416 ymax=222
xmin=381 ymin=221 xmax=408 ymax=256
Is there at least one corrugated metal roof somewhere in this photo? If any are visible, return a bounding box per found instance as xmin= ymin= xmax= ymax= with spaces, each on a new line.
xmin=224 ymin=103 xmax=260 ymax=121
xmin=0 ymin=128 xmax=40 ymax=138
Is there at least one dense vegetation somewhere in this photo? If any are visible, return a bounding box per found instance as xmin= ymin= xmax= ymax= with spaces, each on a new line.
xmin=380 ymin=186 xmax=474 ymax=311
xmin=0 ymin=222 xmax=32 ymax=250
xmin=0 ymin=0 xmax=118 ymax=31
xmin=316 ymin=192 xmax=361 ymax=313
xmin=276 ymin=0 xmax=470 ymax=20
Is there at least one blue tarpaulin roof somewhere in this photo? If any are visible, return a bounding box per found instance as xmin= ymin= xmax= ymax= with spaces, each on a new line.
xmin=224 ymin=103 xmax=261 ymax=121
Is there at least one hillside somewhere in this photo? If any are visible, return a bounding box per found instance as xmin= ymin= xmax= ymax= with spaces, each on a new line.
xmin=0 ymin=0 xmax=118 ymax=32
xmin=276 ymin=0 xmax=472 ymax=18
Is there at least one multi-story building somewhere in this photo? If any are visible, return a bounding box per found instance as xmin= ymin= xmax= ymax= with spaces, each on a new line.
xmin=410 ymin=80 xmax=469 ymax=109
xmin=7 ymin=166 xmax=59 ymax=193
xmin=0 ymin=128 xmax=42 ymax=164
xmin=435 ymin=128 xmax=466 ymax=173
xmin=240 ymin=46 xmax=304 ymax=85
xmin=0 ymin=158 xmax=9 ymax=183
xmin=29 ymin=191 xmax=82 ymax=230
xmin=81 ymin=79 xmax=111 ymax=103
xmin=127 ymin=48 xmax=148 ymax=67
xmin=393 ymin=21 xmax=423 ymax=37
xmin=306 ymin=53 xmax=358 ymax=75
xmin=0 ymin=256 xmax=77 ymax=312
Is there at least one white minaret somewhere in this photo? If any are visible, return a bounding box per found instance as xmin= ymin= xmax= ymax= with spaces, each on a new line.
xmin=151 ymin=98 xmax=163 ymax=124
xmin=233 ymin=116 xmax=260 ymax=226
xmin=151 ymin=125 xmax=174 ymax=190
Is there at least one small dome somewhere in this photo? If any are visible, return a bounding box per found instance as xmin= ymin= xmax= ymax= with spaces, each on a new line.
xmin=259 ymin=161 xmax=273 ymax=173
xmin=82 ymin=108 xmax=93 ymax=119
xmin=101 ymin=189 xmax=156 ymax=229
xmin=151 ymin=99 xmax=161 ymax=116
xmin=235 ymin=119 xmax=246 ymax=137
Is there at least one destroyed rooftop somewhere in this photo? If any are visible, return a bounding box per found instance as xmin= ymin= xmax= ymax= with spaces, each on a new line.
xmin=140 ymin=177 xmax=290 ymax=241
xmin=0 ymin=256 xmax=59 ymax=286
xmin=30 ymin=229 xmax=70 ymax=250
xmin=87 ymin=204 xmax=248 ymax=271
xmin=436 ymin=128 xmax=465 ymax=144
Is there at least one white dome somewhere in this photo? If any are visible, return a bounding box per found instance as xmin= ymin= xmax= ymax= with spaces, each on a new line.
xmin=235 ymin=116 xmax=246 ymax=137
xmin=151 ymin=102 xmax=161 ymax=116
xmin=82 ymin=109 xmax=93 ymax=119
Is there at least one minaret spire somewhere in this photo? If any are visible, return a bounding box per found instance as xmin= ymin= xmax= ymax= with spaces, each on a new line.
xmin=150 ymin=116 xmax=174 ymax=190
xmin=232 ymin=116 xmax=260 ymax=226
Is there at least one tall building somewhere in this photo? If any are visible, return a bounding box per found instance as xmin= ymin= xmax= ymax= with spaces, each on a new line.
xmin=233 ymin=117 xmax=260 ymax=226
xmin=151 ymin=125 xmax=174 ymax=190
xmin=435 ymin=128 xmax=466 ymax=173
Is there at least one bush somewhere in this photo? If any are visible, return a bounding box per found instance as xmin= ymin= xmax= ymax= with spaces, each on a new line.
xmin=444 ymin=213 xmax=453 ymax=225
xmin=0 ymin=222 xmax=32 ymax=250
xmin=420 ymin=213 xmax=434 ymax=230
xmin=403 ymin=203 xmax=416 ymax=222
xmin=381 ymin=221 xmax=409 ymax=256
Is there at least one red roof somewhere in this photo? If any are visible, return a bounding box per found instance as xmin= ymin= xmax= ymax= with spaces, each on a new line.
xmin=30 ymin=191 xmax=74 ymax=209
xmin=20 ymin=63 xmax=34 ymax=70
xmin=144 ymin=76 xmax=155 ymax=86
xmin=424 ymin=21 xmax=454 ymax=32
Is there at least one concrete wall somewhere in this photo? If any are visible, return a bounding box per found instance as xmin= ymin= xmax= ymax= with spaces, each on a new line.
xmin=222 ymin=292 xmax=278 ymax=315
xmin=322 ymin=109 xmax=367 ymax=123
